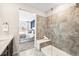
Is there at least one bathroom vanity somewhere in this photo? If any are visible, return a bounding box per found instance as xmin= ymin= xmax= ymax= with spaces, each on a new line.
xmin=0 ymin=35 xmax=13 ymax=56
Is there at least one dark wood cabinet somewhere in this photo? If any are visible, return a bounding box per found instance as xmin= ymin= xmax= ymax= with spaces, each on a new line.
xmin=1 ymin=39 xmax=13 ymax=56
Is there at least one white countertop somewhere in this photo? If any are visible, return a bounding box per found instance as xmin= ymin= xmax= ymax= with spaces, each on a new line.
xmin=37 ymin=39 xmax=50 ymax=44
xmin=0 ymin=35 xmax=13 ymax=55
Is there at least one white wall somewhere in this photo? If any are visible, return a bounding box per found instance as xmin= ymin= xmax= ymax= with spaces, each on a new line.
xmin=46 ymin=3 xmax=76 ymax=16
xmin=0 ymin=3 xmax=46 ymax=54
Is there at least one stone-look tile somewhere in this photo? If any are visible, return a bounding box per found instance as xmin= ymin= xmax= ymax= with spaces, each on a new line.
xmin=18 ymin=48 xmax=45 ymax=56
xmin=36 ymin=15 xmax=53 ymax=40
xmin=36 ymin=15 xmax=48 ymax=40
xmin=50 ymin=6 xmax=79 ymax=56
xmin=36 ymin=6 xmax=79 ymax=56
xmin=19 ymin=41 xmax=34 ymax=51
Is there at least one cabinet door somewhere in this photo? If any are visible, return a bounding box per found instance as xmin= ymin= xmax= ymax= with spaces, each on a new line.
xmin=1 ymin=47 xmax=8 ymax=56
xmin=7 ymin=39 xmax=13 ymax=56
xmin=10 ymin=39 xmax=13 ymax=56
xmin=1 ymin=39 xmax=13 ymax=56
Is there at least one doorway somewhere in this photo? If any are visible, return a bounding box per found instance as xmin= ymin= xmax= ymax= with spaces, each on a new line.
xmin=18 ymin=10 xmax=36 ymax=51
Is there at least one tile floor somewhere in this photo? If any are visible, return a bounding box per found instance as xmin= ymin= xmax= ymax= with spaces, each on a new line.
xmin=18 ymin=39 xmax=45 ymax=56
xmin=18 ymin=48 xmax=45 ymax=56
xmin=19 ymin=41 xmax=34 ymax=51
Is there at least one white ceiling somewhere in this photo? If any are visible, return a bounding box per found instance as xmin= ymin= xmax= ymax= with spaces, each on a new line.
xmin=25 ymin=3 xmax=64 ymax=13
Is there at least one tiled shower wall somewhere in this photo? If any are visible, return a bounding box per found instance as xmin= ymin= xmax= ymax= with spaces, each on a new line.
xmin=51 ymin=6 xmax=79 ymax=56
xmin=36 ymin=6 xmax=79 ymax=56
xmin=36 ymin=15 xmax=47 ymax=40
xmin=36 ymin=15 xmax=53 ymax=40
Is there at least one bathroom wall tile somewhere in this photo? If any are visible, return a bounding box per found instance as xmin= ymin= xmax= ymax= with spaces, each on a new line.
xmin=36 ymin=6 xmax=79 ymax=56
xmin=36 ymin=15 xmax=47 ymax=40
xmin=51 ymin=6 xmax=79 ymax=55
